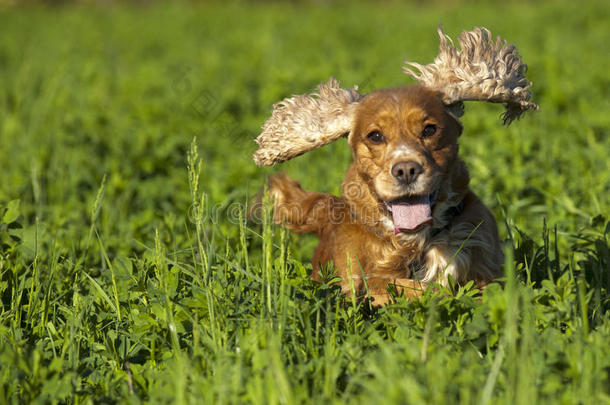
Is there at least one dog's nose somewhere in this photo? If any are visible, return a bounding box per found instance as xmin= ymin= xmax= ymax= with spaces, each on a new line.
xmin=392 ymin=161 xmax=423 ymax=184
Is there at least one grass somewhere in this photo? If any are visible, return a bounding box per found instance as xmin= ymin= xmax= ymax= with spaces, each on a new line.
xmin=0 ymin=0 xmax=609 ymax=403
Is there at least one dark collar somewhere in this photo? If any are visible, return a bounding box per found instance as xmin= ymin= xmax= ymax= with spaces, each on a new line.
xmin=431 ymin=200 xmax=465 ymax=237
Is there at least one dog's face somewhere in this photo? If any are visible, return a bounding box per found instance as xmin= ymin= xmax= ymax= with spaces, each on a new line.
xmin=349 ymin=85 xmax=464 ymax=232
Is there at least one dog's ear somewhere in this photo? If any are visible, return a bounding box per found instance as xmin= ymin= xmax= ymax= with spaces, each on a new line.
xmin=404 ymin=26 xmax=538 ymax=125
xmin=253 ymin=78 xmax=362 ymax=166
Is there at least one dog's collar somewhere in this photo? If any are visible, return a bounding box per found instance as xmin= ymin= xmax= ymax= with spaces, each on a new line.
xmin=431 ymin=200 xmax=465 ymax=237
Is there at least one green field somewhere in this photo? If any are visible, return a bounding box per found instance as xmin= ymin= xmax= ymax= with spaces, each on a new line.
xmin=0 ymin=0 xmax=609 ymax=403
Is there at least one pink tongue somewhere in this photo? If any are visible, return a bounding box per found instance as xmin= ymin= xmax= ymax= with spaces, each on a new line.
xmin=391 ymin=195 xmax=433 ymax=233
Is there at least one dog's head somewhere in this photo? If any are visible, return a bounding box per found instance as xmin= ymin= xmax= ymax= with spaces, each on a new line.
xmin=348 ymin=85 xmax=463 ymax=232
xmin=253 ymin=27 xmax=537 ymax=232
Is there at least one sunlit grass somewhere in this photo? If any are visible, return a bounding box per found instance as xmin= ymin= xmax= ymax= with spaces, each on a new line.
xmin=0 ymin=0 xmax=609 ymax=403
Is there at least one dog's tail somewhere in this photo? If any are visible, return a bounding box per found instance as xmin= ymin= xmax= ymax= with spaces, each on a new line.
xmin=251 ymin=173 xmax=344 ymax=236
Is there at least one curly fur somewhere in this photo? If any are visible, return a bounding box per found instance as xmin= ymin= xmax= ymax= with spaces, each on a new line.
xmin=403 ymin=26 xmax=539 ymax=124
xmin=253 ymin=78 xmax=362 ymax=166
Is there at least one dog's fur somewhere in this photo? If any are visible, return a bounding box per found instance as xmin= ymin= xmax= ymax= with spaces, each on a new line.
xmin=253 ymin=28 xmax=537 ymax=305
xmin=267 ymin=86 xmax=503 ymax=304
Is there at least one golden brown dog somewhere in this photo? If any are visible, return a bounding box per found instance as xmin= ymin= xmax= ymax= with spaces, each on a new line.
xmin=253 ymin=28 xmax=537 ymax=305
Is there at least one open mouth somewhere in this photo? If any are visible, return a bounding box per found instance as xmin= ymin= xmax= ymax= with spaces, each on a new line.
xmin=385 ymin=191 xmax=437 ymax=234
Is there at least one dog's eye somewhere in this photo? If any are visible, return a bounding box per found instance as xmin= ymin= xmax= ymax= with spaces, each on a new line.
xmin=367 ymin=131 xmax=385 ymax=144
xmin=421 ymin=124 xmax=437 ymax=138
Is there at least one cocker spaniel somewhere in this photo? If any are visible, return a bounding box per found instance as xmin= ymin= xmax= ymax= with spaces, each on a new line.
xmin=253 ymin=27 xmax=537 ymax=305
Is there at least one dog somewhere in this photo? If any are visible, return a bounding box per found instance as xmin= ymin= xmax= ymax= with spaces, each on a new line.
xmin=253 ymin=28 xmax=537 ymax=305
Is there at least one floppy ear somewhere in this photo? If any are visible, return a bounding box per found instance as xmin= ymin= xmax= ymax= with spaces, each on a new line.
xmin=253 ymin=78 xmax=362 ymax=166
xmin=404 ymin=27 xmax=538 ymax=125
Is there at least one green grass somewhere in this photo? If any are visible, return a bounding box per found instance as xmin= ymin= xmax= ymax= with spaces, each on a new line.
xmin=0 ymin=0 xmax=609 ymax=403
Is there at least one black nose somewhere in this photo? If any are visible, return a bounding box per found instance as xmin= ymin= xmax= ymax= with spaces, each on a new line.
xmin=391 ymin=161 xmax=423 ymax=184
